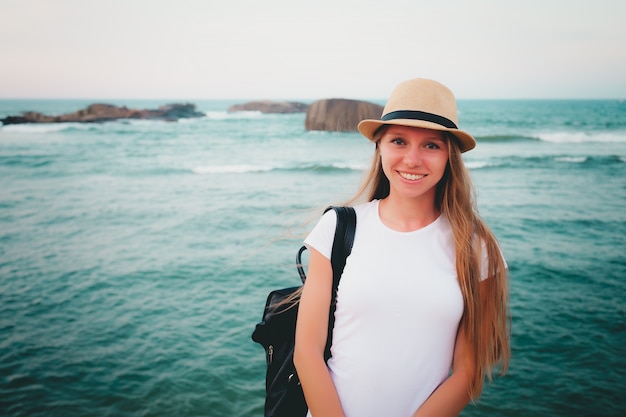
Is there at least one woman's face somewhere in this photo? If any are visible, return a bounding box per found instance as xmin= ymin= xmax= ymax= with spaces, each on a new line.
xmin=378 ymin=125 xmax=449 ymax=203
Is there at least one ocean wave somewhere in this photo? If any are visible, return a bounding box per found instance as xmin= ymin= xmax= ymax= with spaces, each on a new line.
xmin=0 ymin=122 xmax=92 ymax=134
xmin=205 ymin=111 xmax=263 ymax=120
xmin=475 ymin=135 xmax=540 ymax=143
xmin=552 ymin=155 xmax=626 ymax=165
xmin=554 ymin=156 xmax=588 ymax=163
xmin=0 ymin=119 xmax=164 ymax=134
xmin=465 ymin=154 xmax=625 ymax=171
xmin=192 ymin=164 xmax=273 ymax=174
xmin=536 ymin=131 xmax=626 ymax=143
xmin=474 ymin=132 xmax=626 ymax=144
xmin=300 ymin=162 xmax=366 ymax=172
xmin=0 ymin=155 xmax=55 ymax=168
xmin=192 ymin=162 xmax=365 ymax=175
xmin=464 ymin=161 xmax=497 ymax=170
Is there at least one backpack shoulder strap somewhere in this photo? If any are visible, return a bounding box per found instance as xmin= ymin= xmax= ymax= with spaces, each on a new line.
xmin=323 ymin=205 xmax=356 ymax=360
xmin=296 ymin=206 xmax=357 ymax=284
xmin=324 ymin=206 xmax=357 ymax=289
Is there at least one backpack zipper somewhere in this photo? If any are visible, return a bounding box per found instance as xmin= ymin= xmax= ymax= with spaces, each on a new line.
xmin=268 ymin=345 xmax=273 ymax=364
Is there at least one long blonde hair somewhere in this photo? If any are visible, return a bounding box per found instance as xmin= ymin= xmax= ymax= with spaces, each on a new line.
xmin=348 ymin=128 xmax=510 ymax=399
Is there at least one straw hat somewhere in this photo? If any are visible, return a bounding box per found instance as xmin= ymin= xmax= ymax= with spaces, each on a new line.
xmin=358 ymin=78 xmax=476 ymax=152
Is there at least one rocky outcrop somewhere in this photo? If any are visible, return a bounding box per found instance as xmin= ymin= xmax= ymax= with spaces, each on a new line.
xmin=0 ymin=103 xmax=205 ymax=125
xmin=228 ymin=100 xmax=309 ymax=113
xmin=304 ymin=99 xmax=384 ymax=132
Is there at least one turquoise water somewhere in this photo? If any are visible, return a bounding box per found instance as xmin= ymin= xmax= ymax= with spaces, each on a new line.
xmin=1 ymin=99 xmax=625 ymax=416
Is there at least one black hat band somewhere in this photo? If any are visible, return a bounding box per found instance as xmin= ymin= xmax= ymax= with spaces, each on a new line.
xmin=381 ymin=110 xmax=458 ymax=129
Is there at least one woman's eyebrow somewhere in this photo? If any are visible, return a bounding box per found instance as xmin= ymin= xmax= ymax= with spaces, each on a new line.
xmin=384 ymin=129 xmax=446 ymax=140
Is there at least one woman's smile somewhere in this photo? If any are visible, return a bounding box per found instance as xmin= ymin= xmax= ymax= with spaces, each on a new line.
xmin=398 ymin=171 xmax=426 ymax=181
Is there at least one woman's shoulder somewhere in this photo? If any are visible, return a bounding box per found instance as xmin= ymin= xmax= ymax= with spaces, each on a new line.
xmin=352 ymin=199 xmax=379 ymax=217
xmin=322 ymin=200 xmax=379 ymax=223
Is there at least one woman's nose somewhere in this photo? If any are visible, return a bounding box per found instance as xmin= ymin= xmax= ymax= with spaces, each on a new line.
xmin=403 ymin=147 xmax=422 ymax=167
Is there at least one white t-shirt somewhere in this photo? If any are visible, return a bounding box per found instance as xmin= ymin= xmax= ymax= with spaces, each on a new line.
xmin=303 ymin=200 xmax=492 ymax=417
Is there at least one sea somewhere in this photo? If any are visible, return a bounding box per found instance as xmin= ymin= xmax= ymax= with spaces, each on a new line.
xmin=0 ymin=98 xmax=625 ymax=417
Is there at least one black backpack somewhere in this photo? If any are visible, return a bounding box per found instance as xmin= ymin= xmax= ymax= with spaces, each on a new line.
xmin=252 ymin=206 xmax=357 ymax=417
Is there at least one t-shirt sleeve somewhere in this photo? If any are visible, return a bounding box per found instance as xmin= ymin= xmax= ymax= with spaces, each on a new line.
xmin=303 ymin=209 xmax=337 ymax=260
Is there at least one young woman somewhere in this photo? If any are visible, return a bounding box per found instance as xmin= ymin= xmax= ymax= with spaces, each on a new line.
xmin=294 ymin=78 xmax=510 ymax=417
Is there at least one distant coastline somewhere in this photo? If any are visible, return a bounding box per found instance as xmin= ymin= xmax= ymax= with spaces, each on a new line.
xmin=0 ymin=103 xmax=205 ymax=125
xmin=0 ymin=98 xmax=386 ymax=133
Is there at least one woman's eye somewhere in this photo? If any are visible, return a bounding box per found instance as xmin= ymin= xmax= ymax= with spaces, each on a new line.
xmin=425 ymin=142 xmax=441 ymax=149
xmin=390 ymin=137 xmax=405 ymax=145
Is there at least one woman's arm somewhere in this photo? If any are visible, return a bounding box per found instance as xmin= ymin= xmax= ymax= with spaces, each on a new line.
xmin=411 ymin=327 xmax=473 ymax=417
xmin=294 ymin=247 xmax=345 ymax=417
xmin=412 ymin=279 xmax=491 ymax=417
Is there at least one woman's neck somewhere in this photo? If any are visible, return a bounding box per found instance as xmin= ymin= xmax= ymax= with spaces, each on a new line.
xmin=378 ymin=195 xmax=440 ymax=232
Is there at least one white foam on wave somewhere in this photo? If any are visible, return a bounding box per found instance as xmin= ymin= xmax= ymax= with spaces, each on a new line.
xmin=192 ymin=164 xmax=273 ymax=174
xmin=537 ymin=131 xmax=626 ymax=143
xmin=177 ymin=117 xmax=202 ymax=124
xmin=465 ymin=161 xmax=493 ymax=169
xmin=331 ymin=162 xmax=368 ymax=170
xmin=205 ymin=111 xmax=262 ymax=120
xmin=306 ymin=130 xmax=333 ymax=135
xmin=555 ymin=156 xmax=588 ymax=163
xmin=0 ymin=122 xmax=86 ymax=133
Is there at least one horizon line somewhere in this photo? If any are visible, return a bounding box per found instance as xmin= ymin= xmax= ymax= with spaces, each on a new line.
xmin=0 ymin=96 xmax=624 ymax=102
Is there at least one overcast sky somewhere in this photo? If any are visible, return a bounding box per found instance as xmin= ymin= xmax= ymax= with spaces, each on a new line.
xmin=1 ymin=0 xmax=625 ymax=100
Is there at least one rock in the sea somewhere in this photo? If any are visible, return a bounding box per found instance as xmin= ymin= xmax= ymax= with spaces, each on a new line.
xmin=0 ymin=103 xmax=205 ymax=125
xmin=227 ymin=100 xmax=309 ymax=114
xmin=304 ymin=99 xmax=384 ymax=132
